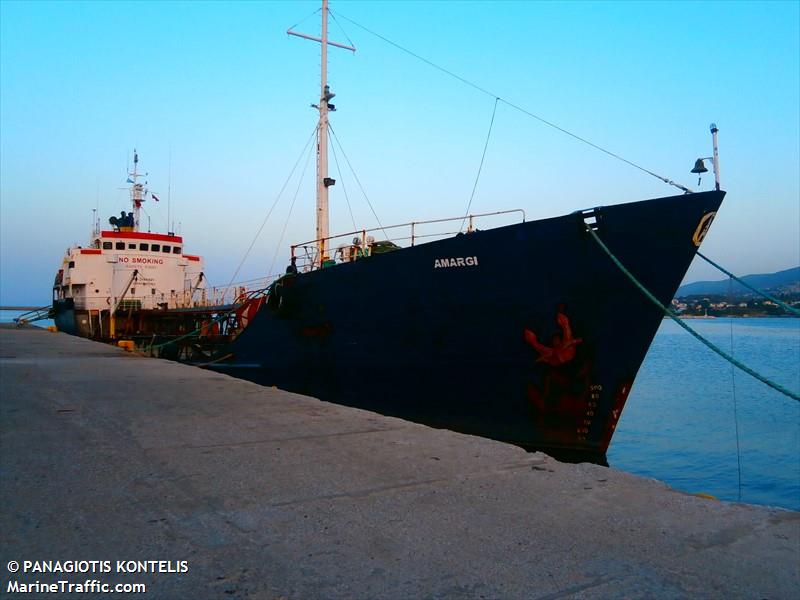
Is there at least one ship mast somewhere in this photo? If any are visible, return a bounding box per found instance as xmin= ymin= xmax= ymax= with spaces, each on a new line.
xmin=317 ymin=0 xmax=331 ymax=265
xmin=287 ymin=0 xmax=355 ymax=267
xmin=129 ymin=149 xmax=145 ymax=232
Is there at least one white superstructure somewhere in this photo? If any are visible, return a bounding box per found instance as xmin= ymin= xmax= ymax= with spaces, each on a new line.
xmin=52 ymin=151 xmax=208 ymax=338
xmin=53 ymin=230 xmax=206 ymax=312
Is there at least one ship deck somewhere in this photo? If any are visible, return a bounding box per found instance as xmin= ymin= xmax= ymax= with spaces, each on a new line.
xmin=1 ymin=324 xmax=797 ymax=599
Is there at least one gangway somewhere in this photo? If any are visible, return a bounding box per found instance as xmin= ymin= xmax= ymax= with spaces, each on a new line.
xmin=12 ymin=306 xmax=53 ymax=326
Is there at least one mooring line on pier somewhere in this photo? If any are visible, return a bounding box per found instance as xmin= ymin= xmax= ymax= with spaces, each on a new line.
xmin=585 ymin=225 xmax=799 ymax=402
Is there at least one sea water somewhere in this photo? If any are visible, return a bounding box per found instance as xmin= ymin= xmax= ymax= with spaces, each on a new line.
xmin=609 ymin=317 xmax=800 ymax=511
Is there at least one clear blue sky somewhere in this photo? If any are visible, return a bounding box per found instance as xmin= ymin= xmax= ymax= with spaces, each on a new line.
xmin=1 ymin=0 xmax=798 ymax=305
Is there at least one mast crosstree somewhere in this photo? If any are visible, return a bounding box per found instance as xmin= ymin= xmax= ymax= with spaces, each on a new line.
xmin=287 ymin=0 xmax=355 ymax=266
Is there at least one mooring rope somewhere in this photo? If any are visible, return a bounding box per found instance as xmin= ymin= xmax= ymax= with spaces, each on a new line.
xmin=728 ymin=277 xmax=743 ymax=501
xmin=585 ymin=225 xmax=800 ymax=402
xmin=696 ymin=251 xmax=800 ymax=316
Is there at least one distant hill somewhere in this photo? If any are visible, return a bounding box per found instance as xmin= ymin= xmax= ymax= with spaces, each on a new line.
xmin=677 ymin=266 xmax=799 ymax=297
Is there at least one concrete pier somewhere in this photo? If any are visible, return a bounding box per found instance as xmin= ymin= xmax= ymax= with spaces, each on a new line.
xmin=1 ymin=326 xmax=798 ymax=599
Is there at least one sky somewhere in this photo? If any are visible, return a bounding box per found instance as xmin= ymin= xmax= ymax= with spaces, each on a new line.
xmin=1 ymin=0 xmax=798 ymax=305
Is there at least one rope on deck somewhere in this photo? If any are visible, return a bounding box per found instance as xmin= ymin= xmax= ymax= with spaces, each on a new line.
xmin=584 ymin=225 xmax=799 ymax=402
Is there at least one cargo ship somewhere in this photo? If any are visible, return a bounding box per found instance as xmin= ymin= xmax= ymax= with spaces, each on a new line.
xmin=51 ymin=1 xmax=725 ymax=461
xmin=50 ymin=151 xmax=252 ymax=360
xmin=201 ymin=1 xmax=726 ymax=461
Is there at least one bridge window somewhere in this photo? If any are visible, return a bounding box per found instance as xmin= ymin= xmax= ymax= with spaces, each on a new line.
xmin=151 ymin=244 xmax=161 ymax=252
xmin=173 ymin=247 xmax=181 ymax=254
xmin=115 ymin=242 xmax=125 ymax=250
xmin=102 ymin=242 xmax=112 ymax=250
xmin=139 ymin=243 xmax=149 ymax=251
xmin=128 ymin=243 xmax=136 ymax=249
xmin=162 ymin=245 xmax=171 ymax=253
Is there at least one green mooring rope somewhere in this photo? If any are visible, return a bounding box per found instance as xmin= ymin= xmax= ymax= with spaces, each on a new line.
xmin=585 ymin=225 xmax=799 ymax=402
xmin=696 ymin=251 xmax=800 ymax=316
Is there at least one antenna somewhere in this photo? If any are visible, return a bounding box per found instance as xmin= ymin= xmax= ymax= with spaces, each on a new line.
xmin=168 ymin=145 xmax=173 ymax=235
xmin=95 ymin=179 xmax=100 ymax=236
xmin=287 ymin=0 xmax=356 ymax=267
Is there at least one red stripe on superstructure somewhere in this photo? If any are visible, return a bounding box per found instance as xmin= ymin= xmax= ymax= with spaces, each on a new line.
xmin=185 ymin=254 xmax=201 ymax=262
xmin=79 ymin=249 xmax=102 ymax=254
xmin=101 ymin=230 xmax=183 ymax=243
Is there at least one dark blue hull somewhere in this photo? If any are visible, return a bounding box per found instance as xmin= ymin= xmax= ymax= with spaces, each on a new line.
xmin=213 ymin=191 xmax=724 ymax=458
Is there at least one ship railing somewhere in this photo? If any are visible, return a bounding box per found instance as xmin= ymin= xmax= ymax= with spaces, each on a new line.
xmin=187 ymin=276 xmax=277 ymax=308
xmin=71 ymin=295 xmax=193 ymax=312
xmin=69 ymin=276 xmax=278 ymax=312
xmin=290 ymin=209 xmax=525 ymax=273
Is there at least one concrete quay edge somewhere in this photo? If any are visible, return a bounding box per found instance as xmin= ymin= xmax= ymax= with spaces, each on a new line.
xmin=1 ymin=326 xmax=798 ymax=599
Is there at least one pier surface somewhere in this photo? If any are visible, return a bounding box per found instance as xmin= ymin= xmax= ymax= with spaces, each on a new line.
xmin=1 ymin=326 xmax=798 ymax=599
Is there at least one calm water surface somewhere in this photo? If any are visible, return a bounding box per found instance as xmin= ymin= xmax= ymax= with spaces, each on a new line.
xmin=609 ymin=317 xmax=800 ymax=511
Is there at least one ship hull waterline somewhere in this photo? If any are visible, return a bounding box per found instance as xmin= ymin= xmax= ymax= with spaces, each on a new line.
xmin=209 ymin=190 xmax=724 ymax=461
